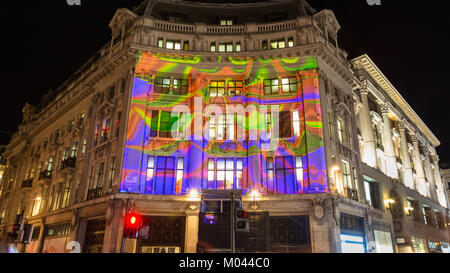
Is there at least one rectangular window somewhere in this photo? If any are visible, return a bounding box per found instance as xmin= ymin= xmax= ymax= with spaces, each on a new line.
xmin=288 ymin=37 xmax=294 ymax=47
xmin=95 ymin=162 xmax=105 ymax=189
xmin=108 ymin=85 xmax=115 ymax=102
xmin=341 ymin=160 xmax=351 ymax=189
xmin=226 ymin=114 xmax=235 ymax=140
xmin=364 ymin=179 xmax=382 ymax=209
xmin=235 ymin=43 xmax=241 ymax=52
xmin=62 ymin=179 xmax=71 ymax=208
xmin=173 ymin=79 xmax=188 ymax=95
xmin=266 ymin=157 xmax=274 ymax=194
xmin=328 ymin=112 xmax=334 ymax=139
xmin=159 ymin=111 xmax=172 ymax=138
xmin=227 ymin=81 xmax=244 ymax=96
xmin=218 ymin=43 xmax=226 ymax=52
xmin=154 ymin=77 xmax=171 ymax=94
xmin=274 ymin=156 xmax=295 ymax=194
xmin=209 ymin=114 xmax=216 ymax=140
xmin=207 ymin=159 xmax=215 ymax=189
xmin=71 ymin=142 xmax=78 ymax=158
xmin=279 ymin=111 xmax=292 ymax=138
xmin=82 ymin=138 xmax=87 ymax=155
xmin=209 ymin=81 xmax=225 ymax=97
xmin=262 ymin=40 xmax=268 ymax=50
xmin=109 ymin=157 xmax=116 ymax=188
xmin=154 ymin=157 xmax=176 ymax=194
xmin=210 ymin=42 xmax=216 ymax=52
xmin=157 ymin=38 xmax=164 ymax=48
xmin=217 ymin=114 xmax=226 ymax=140
xmin=220 ymin=19 xmax=233 ymax=26
xmin=264 ymin=79 xmax=279 ymax=95
xmin=166 ymin=40 xmax=181 ymax=50
xmin=218 ymin=43 xmax=233 ymax=52
xmin=120 ymin=78 xmax=127 ymax=94
xmin=270 ymin=39 xmax=286 ymax=49
xmin=116 ymin=112 xmax=121 ymax=137
xmin=236 ymin=159 xmax=243 ymax=190
xmin=183 ymin=41 xmax=189 ymax=51
xmin=145 ymin=156 xmax=155 ymax=193
xmin=281 ymin=77 xmax=298 ymax=93
xmin=264 ymin=112 xmax=272 ymax=140
xmin=293 ymin=110 xmax=301 ymax=137
xmin=337 ymin=118 xmax=345 ymax=143
xmin=176 ymin=158 xmax=184 ymax=194
xmin=422 ymin=206 xmax=432 ymax=226
xmin=102 ymin=119 xmax=111 ymax=141
xmin=295 ymin=157 xmax=303 ymax=189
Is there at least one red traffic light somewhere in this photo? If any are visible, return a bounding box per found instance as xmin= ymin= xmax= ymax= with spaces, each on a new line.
xmin=124 ymin=212 xmax=143 ymax=238
xmin=237 ymin=210 xmax=247 ymax=219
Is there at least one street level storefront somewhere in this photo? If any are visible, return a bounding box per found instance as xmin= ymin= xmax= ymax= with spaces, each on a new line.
xmin=83 ymin=219 xmax=106 ymax=253
xmin=372 ymin=222 xmax=394 ymax=253
xmin=340 ymin=214 xmax=366 ymax=253
xmin=42 ymin=222 xmax=71 ymax=253
xmin=137 ymin=216 xmax=185 ymax=253
xmin=24 ymin=226 xmax=41 ymax=253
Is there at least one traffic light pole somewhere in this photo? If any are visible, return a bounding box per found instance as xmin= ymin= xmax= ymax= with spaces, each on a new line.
xmin=230 ymin=191 xmax=235 ymax=254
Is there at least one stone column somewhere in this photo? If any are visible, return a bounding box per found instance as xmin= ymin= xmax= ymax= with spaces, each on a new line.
xmin=380 ymin=104 xmax=398 ymax=179
xmin=184 ymin=206 xmax=200 ymax=253
xmin=411 ymin=135 xmax=427 ymax=196
xmin=423 ymin=149 xmax=438 ymax=202
xmin=398 ymin=122 xmax=414 ymax=189
xmin=359 ymin=88 xmax=377 ymax=168
xmin=432 ymin=158 xmax=448 ymax=206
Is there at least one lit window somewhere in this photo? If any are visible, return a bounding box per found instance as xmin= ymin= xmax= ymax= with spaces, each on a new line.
xmin=293 ymin=110 xmax=301 ymax=137
xmin=295 ymin=157 xmax=303 ymax=188
xmin=166 ymin=40 xmax=181 ymax=50
xmin=210 ymin=43 xmax=216 ymax=52
xmin=154 ymin=77 xmax=171 ymax=94
xmin=227 ymin=80 xmax=244 ymax=96
xmin=270 ymin=39 xmax=286 ymax=49
xmin=341 ymin=160 xmax=351 ymax=189
xmin=183 ymin=41 xmax=189 ymax=51
xmin=145 ymin=156 xmax=155 ymax=193
xmin=220 ymin=19 xmax=233 ymax=26
xmin=266 ymin=157 xmax=274 ymax=194
xmin=157 ymin=38 xmax=163 ymax=48
xmin=209 ymin=114 xmax=216 ymax=140
xmin=281 ymin=77 xmax=298 ymax=93
xmin=262 ymin=40 xmax=268 ymax=50
xmin=218 ymin=43 xmax=226 ymax=52
xmin=264 ymin=79 xmax=279 ymax=95
xmin=209 ymin=81 xmax=226 ymax=97
xmin=176 ymin=158 xmax=184 ymax=194
xmin=235 ymin=43 xmax=241 ymax=52
xmin=173 ymin=79 xmax=188 ymax=95
xmin=288 ymin=37 xmax=294 ymax=47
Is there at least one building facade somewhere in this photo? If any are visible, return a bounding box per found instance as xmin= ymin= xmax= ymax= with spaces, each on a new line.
xmin=0 ymin=0 xmax=449 ymax=253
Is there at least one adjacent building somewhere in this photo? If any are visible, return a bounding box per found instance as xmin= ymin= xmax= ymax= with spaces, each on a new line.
xmin=0 ymin=0 xmax=448 ymax=253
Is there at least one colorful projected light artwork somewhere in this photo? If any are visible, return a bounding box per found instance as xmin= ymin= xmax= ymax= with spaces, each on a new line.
xmin=120 ymin=52 xmax=328 ymax=196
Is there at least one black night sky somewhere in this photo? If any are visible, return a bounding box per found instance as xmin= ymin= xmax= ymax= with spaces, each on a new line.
xmin=1 ymin=0 xmax=449 ymax=163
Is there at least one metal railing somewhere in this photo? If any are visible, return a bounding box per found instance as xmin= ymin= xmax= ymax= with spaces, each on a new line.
xmin=87 ymin=187 xmax=103 ymax=201
xmin=345 ymin=187 xmax=359 ymax=201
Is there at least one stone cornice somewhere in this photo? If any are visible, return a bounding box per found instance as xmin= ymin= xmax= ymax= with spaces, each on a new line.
xmin=351 ymin=54 xmax=440 ymax=147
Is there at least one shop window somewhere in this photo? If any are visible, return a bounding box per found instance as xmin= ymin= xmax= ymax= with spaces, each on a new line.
xmin=269 ymin=216 xmax=311 ymax=253
xmin=373 ymin=230 xmax=394 ymax=253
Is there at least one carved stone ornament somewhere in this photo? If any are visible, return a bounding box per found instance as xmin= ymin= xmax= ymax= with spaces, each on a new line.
xmin=312 ymin=201 xmax=326 ymax=224
xmin=106 ymin=200 xmax=115 ymax=224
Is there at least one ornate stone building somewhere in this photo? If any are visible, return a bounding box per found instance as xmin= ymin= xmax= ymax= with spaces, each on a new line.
xmin=0 ymin=0 xmax=448 ymax=253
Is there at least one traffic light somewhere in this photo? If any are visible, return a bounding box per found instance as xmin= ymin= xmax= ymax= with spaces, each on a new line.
xmin=236 ymin=209 xmax=249 ymax=232
xmin=124 ymin=212 xmax=142 ymax=239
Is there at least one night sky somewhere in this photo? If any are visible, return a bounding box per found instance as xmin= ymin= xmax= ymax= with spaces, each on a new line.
xmin=1 ymin=0 xmax=449 ymax=163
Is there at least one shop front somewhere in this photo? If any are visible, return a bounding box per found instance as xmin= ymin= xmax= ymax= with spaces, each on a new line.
xmin=24 ymin=226 xmax=41 ymax=253
xmin=138 ymin=216 xmax=185 ymax=253
xmin=411 ymin=236 xmax=427 ymax=253
xmin=372 ymin=223 xmax=394 ymax=253
xmin=339 ymin=214 xmax=367 ymax=253
xmin=42 ymin=222 xmax=71 ymax=253
xmin=83 ymin=219 xmax=106 ymax=253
